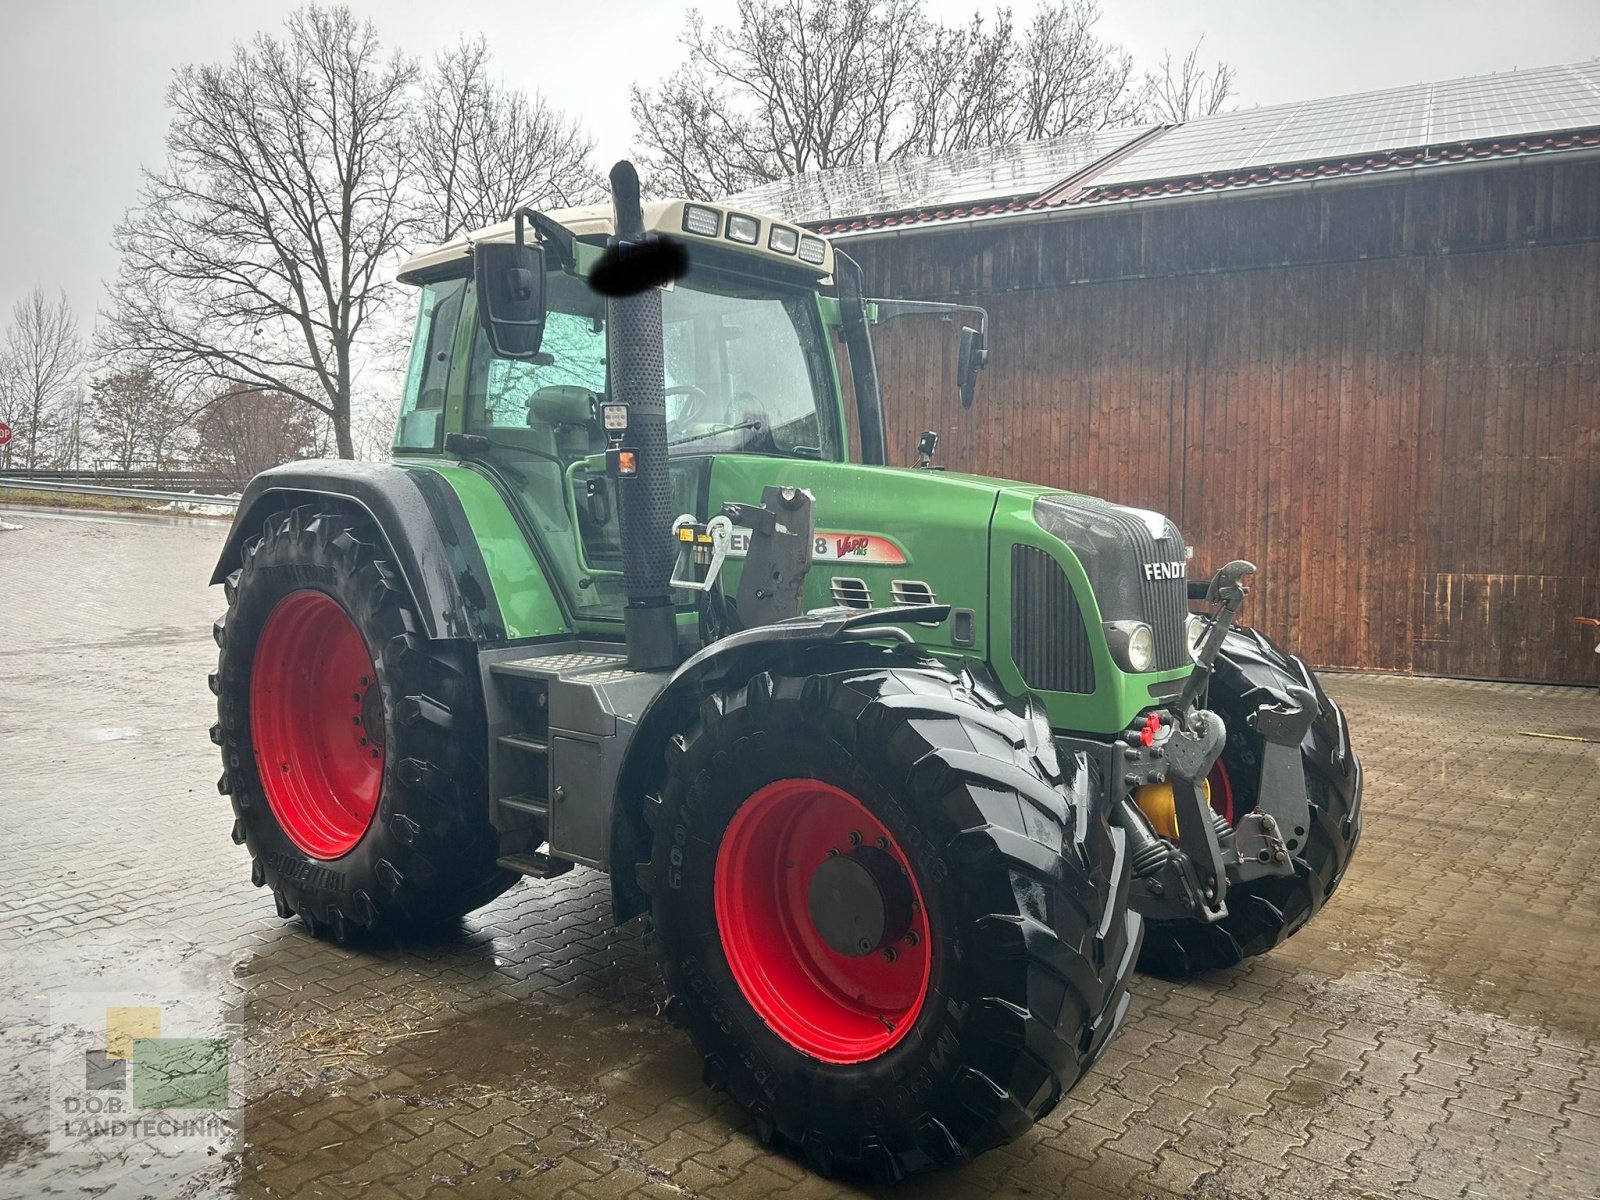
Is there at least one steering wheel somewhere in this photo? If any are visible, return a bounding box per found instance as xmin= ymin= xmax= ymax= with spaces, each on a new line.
xmin=665 ymin=384 xmax=711 ymax=431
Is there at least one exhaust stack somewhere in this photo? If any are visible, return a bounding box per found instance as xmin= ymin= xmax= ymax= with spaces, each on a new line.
xmin=606 ymin=161 xmax=679 ymax=670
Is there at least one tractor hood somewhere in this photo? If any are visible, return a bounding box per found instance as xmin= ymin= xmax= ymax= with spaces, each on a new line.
xmin=708 ymin=459 xmax=1194 ymax=733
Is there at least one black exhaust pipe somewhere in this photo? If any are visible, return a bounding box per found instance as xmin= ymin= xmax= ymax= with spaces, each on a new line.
xmin=606 ymin=161 xmax=679 ymax=670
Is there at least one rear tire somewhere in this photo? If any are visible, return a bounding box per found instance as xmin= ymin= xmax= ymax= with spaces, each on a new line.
xmin=211 ymin=504 xmax=515 ymax=942
xmin=647 ymin=661 xmax=1140 ymax=1179
xmin=1136 ymin=627 xmax=1362 ymax=978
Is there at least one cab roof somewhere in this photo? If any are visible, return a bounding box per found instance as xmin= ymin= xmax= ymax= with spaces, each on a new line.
xmin=396 ymin=198 xmax=835 ymax=284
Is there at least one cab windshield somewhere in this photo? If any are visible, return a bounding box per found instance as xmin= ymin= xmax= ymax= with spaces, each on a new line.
xmin=464 ymin=267 xmax=841 ymax=460
xmin=458 ymin=263 xmax=841 ymax=618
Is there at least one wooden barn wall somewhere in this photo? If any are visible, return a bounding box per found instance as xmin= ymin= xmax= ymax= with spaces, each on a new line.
xmin=844 ymin=157 xmax=1600 ymax=682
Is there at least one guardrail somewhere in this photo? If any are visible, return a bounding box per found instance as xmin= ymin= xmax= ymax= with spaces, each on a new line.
xmin=0 ymin=468 xmax=238 ymax=491
xmin=0 ymin=477 xmax=240 ymax=507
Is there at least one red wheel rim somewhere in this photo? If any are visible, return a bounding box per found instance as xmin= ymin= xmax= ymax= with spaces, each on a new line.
xmin=1207 ymin=758 xmax=1235 ymax=826
xmin=713 ymin=779 xmax=932 ymax=1064
xmin=250 ymin=590 xmax=384 ymax=860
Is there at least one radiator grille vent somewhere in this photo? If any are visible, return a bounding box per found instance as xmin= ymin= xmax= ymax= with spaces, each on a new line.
xmin=830 ymin=577 xmax=872 ymax=608
xmin=1011 ymin=545 xmax=1096 ymax=694
xmin=890 ymin=579 xmax=934 ymax=606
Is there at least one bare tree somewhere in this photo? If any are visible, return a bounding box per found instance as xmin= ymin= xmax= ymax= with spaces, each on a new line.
xmin=99 ymin=5 xmax=415 ymax=460
xmin=0 ymin=288 xmax=82 ymax=470
xmin=630 ymin=0 xmax=928 ymax=198
xmin=196 ymin=389 xmax=323 ymax=488
xmin=903 ymin=11 xmax=1018 ymax=156
xmin=89 ymin=366 xmax=193 ymax=472
xmin=1143 ymin=38 xmax=1236 ymax=123
xmin=1014 ymin=0 xmax=1141 ymax=141
xmin=631 ymin=0 xmax=1184 ymax=194
xmin=412 ymin=37 xmax=602 ymax=243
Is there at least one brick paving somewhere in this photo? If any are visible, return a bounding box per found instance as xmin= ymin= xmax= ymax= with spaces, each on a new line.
xmin=1 ymin=505 xmax=1598 ymax=1199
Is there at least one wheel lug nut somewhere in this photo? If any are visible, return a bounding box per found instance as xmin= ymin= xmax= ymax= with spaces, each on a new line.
xmin=847 ymin=831 xmax=862 ymax=847
xmin=905 ymin=931 xmax=920 ymax=946
xmin=876 ymin=836 xmax=888 ymax=850
xmin=857 ymin=938 xmax=872 ymax=953
xmin=359 ymin=738 xmax=368 ymax=747
xmin=882 ymin=947 xmax=897 ymax=962
xmin=352 ymin=693 xmax=361 ymax=703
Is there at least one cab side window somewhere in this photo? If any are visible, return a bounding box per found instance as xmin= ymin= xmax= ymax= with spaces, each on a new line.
xmin=394 ymin=278 xmax=466 ymax=451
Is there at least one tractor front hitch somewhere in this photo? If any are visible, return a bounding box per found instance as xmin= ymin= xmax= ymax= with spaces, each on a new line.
xmin=1118 ymin=558 xmax=1318 ymax=921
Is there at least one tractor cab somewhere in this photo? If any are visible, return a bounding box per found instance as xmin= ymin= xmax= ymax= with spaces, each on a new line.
xmin=395 ymin=199 xmax=854 ymax=624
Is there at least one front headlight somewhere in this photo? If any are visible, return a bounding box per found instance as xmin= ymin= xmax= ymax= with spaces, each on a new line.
xmin=1105 ymin=621 xmax=1155 ymax=672
xmin=1186 ymin=613 xmax=1207 ymax=661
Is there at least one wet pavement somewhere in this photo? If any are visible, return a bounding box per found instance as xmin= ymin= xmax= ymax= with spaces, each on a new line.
xmin=1 ymin=504 xmax=1597 ymax=1200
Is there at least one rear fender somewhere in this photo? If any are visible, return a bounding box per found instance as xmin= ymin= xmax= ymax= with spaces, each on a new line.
xmin=609 ymin=605 xmax=950 ymax=923
xmin=209 ymin=461 xmax=505 ymax=641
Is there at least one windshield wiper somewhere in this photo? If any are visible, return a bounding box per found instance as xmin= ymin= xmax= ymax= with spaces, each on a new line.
xmin=670 ymin=419 xmax=763 ymax=448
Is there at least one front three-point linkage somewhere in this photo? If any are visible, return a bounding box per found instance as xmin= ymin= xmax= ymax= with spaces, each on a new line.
xmin=1117 ymin=560 xmax=1323 ymax=922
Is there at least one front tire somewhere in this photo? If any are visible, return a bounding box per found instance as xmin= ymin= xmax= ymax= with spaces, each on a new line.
xmin=211 ymin=504 xmax=514 ymax=942
xmin=1137 ymin=625 xmax=1362 ymax=978
xmin=647 ymin=660 xmax=1140 ymax=1180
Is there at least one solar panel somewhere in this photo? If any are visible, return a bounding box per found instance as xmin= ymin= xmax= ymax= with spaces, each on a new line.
xmin=724 ymin=126 xmax=1144 ymax=222
xmin=1096 ymin=59 xmax=1600 ymax=187
xmin=723 ymin=58 xmax=1600 ymax=221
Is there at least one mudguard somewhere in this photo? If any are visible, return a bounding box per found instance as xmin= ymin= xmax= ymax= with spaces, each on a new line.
xmin=609 ymin=604 xmax=950 ymax=922
xmin=210 ymin=461 xmax=508 ymax=642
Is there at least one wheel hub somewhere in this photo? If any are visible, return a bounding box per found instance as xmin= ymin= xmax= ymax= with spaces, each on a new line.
xmin=807 ymin=846 xmax=914 ymax=957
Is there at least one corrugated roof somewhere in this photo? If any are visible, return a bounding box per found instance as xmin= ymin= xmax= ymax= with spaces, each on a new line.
xmin=723 ymin=58 xmax=1600 ymax=234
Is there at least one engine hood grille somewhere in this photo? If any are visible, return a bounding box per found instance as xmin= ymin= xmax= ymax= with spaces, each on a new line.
xmin=1032 ymin=494 xmax=1190 ymax=672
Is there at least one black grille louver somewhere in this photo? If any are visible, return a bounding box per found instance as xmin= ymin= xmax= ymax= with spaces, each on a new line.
xmin=1012 ymin=545 xmax=1096 ymax=693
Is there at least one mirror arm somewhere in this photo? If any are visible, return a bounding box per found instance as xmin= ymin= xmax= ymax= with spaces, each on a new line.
xmin=868 ymin=298 xmax=990 ymax=348
xmin=511 ymin=207 xmax=576 ymax=271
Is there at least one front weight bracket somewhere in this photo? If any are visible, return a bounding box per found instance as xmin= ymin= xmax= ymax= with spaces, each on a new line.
xmin=1233 ymin=683 xmax=1318 ymax=883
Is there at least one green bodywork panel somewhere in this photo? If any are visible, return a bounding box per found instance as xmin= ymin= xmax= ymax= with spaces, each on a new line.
xmin=709 ymin=458 xmax=1187 ymax=734
xmin=707 ymin=457 xmax=999 ymax=657
xmin=396 ymin=459 xmax=571 ymax=642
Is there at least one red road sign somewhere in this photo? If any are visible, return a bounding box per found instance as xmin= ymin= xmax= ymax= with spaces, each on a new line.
xmin=0 ymin=421 xmax=11 ymax=447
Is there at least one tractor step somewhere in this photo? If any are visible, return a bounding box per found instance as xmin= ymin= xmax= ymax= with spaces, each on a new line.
xmin=496 ymin=793 xmax=549 ymax=819
xmin=497 ymin=733 xmax=550 ymax=756
xmin=497 ymin=850 xmax=575 ymax=879
xmin=489 ymin=651 xmax=629 ymax=682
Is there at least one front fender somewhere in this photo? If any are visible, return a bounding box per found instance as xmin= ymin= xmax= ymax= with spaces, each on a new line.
xmin=210 ymin=461 xmax=504 ymax=641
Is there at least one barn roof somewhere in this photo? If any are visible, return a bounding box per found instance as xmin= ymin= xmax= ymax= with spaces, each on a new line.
xmin=724 ymin=58 xmax=1600 ymax=237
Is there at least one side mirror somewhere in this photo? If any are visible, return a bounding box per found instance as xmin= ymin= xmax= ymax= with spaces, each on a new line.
xmin=475 ymin=227 xmax=546 ymax=359
xmin=957 ymin=325 xmax=988 ymax=409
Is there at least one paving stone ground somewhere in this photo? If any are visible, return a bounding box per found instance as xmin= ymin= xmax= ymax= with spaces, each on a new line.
xmin=1 ymin=505 xmax=1597 ymax=1200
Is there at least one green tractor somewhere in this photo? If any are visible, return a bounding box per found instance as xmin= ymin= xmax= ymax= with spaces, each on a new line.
xmin=210 ymin=162 xmax=1361 ymax=1178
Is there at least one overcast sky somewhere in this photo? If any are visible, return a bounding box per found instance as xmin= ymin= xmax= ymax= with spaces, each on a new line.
xmin=2 ymin=0 xmax=1597 ymax=342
